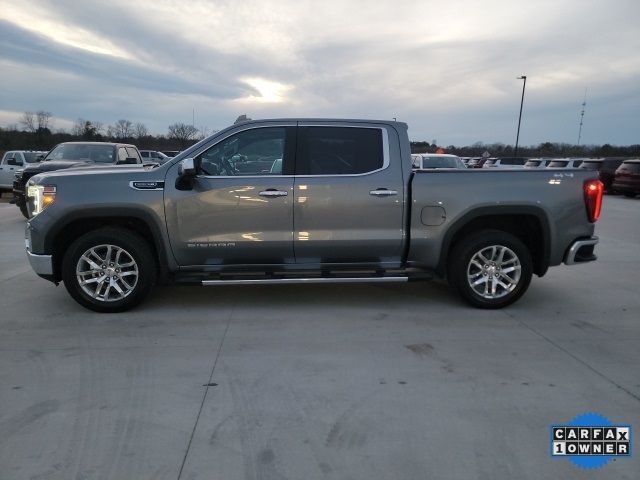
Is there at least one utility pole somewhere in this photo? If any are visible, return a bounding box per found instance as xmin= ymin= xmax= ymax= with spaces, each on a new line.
xmin=514 ymin=75 xmax=527 ymax=158
xmin=577 ymin=89 xmax=587 ymax=146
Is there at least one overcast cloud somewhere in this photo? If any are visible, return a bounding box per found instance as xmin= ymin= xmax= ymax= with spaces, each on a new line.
xmin=0 ymin=0 xmax=638 ymax=145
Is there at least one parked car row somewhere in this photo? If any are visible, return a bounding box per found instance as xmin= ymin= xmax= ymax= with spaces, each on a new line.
xmin=411 ymin=154 xmax=640 ymax=197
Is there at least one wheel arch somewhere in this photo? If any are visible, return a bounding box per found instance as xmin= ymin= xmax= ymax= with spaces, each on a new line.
xmin=45 ymin=208 xmax=170 ymax=283
xmin=437 ymin=205 xmax=552 ymax=278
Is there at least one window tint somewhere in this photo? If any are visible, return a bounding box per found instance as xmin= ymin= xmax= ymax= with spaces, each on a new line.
xmin=196 ymin=127 xmax=288 ymax=176
xmin=23 ymin=152 xmax=41 ymax=162
xmin=421 ymin=157 xmax=463 ymax=168
xmin=125 ymin=147 xmax=141 ymax=162
xmin=525 ymin=160 xmax=541 ymax=167
xmin=580 ymin=161 xmax=601 ymax=170
xmin=619 ymin=162 xmax=640 ymax=173
xmin=548 ymin=161 xmax=568 ymax=168
xmin=298 ymin=127 xmax=383 ymax=175
xmin=501 ymin=158 xmax=526 ymax=166
xmin=2 ymin=152 xmax=14 ymax=164
xmin=141 ymin=151 xmax=150 ymax=158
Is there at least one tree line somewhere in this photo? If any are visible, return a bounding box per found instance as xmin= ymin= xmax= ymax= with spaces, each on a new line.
xmin=1 ymin=111 xmax=208 ymax=153
xmin=1 ymin=110 xmax=638 ymax=158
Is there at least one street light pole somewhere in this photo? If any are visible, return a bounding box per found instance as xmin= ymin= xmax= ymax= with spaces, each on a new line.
xmin=514 ymin=75 xmax=527 ymax=158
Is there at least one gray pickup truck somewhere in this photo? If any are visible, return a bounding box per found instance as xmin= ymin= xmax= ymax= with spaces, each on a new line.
xmin=23 ymin=119 xmax=603 ymax=312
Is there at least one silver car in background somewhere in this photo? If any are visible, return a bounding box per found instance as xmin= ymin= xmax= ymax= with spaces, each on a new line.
xmin=411 ymin=153 xmax=466 ymax=169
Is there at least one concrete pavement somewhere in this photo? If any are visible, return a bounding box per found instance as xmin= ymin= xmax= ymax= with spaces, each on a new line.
xmin=0 ymin=196 xmax=638 ymax=479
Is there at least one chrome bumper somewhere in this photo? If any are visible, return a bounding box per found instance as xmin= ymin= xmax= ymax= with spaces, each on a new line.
xmin=564 ymin=236 xmax=598 ymax=265
xmin=27 ymin=250 xmax=53 ymax=275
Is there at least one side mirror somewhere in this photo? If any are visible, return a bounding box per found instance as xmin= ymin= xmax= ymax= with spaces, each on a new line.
xmin=178 ymin=158 xmax=196 ymax=176
xmin=176 ymin=157 xmax=196 ymax=190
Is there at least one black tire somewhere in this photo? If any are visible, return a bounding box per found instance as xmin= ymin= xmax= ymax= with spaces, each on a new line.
xmin=447 ymin=229 xmax=532 ymax=309
xmin=623 ymin=192 xmax=636 ymax=198
xmin=62 ymin=227 xmax=156 ymax=313
xmin=19 ymin=203 xmax=29 ymax=218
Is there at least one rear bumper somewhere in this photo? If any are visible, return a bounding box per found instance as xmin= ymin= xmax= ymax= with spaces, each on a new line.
xmin=27 ymin=250 xmax=53 ymax=275
xmin=564 ymin=236 xmax=598 ymax=265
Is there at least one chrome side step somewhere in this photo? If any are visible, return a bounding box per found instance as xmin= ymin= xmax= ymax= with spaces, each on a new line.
xmin=202 ymin=276 xmax=409 ymax=286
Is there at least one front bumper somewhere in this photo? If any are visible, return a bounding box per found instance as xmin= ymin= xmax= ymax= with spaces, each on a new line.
xmin=25 ymin=222 xmax=53 ymax=277
xmin=564 ymin=236 xmax=598 ymax=265
xmin=27 ymin=250 xmax=53 ymax=275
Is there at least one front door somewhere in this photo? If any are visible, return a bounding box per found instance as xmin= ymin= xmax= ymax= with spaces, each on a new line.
xmin=165 ymin=124 xmax=296 ymax=266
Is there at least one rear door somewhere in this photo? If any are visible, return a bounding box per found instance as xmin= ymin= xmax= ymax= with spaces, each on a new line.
xmin=165 ymin=123 xmax=296 ymax=266
xmin=293 ymin=123 xmax=405 ymax=266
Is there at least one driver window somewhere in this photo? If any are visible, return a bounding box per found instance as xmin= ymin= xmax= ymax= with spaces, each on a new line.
xmin=196 ymin=127 xmax=286 ymax=176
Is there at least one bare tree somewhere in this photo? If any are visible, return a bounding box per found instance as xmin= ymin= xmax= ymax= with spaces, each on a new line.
xmin=36 ymin=111 xmax=52 ymax=131
xmin=72 ymin=118 xmax=86 ymax=137
xmin=20 ymin=111 xmax=36 ymax=132
xmin=133 ymin=122 xmax=148 ymax=139
xmin=109 ymin=119 xmax=133 ymax=139
xmin=168 ymin=122 xmax=199 ymax=148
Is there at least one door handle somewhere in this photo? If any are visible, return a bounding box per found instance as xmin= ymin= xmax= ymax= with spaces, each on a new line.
xmin=259 ymin=189 xmax=288 ymax=197
xmin=369 ymin=189 xmax=398 ymax=197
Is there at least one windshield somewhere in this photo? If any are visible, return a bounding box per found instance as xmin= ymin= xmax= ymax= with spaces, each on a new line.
xmin=421 ymin=156 xmax=464 ymax=168
xmin=45 ymin=144 xmax=115 ymax=163
xmin=23 ymin=152 xmax=43 ymax=163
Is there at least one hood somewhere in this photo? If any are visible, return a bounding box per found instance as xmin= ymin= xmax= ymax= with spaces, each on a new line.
xmin=30 ymin=163 xmax=157 ymax=184
xmin=25 ymin=159 xmax=92 ymax=172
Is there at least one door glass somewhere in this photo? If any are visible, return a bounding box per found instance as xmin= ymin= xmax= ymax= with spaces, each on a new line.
xmin=297 ymin=127 xmax=383 ymax=175
xmin=126 ymin=147 xmax=141 ymax=162
xmin=118 ymin=148 xmax=128 ymax=162
xmin=196 ymin=127 xmax=286 ymax=176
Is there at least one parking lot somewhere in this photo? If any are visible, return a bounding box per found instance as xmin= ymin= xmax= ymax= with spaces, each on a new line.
xmin=0 ymin=195 xmax=638 ymax=479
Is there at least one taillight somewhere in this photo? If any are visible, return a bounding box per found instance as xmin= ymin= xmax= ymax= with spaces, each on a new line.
xmin=584 ymin=179 xmax=603 ymax=222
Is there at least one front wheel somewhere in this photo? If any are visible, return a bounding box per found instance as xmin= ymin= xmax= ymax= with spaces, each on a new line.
xmin=447 ymin=229 xmax=532 ymax=309
xmin=62 ymin=228 xmax=156 ymax=312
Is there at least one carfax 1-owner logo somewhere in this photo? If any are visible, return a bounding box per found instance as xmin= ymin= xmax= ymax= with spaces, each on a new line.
xmin=550 ymin=413 xmax=632 ymax=469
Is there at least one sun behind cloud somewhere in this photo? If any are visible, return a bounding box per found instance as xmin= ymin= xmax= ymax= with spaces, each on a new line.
xmin=237 ymin=77 xmax=293 ymax=103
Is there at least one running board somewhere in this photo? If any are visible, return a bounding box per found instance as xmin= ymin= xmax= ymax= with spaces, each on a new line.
xmin=201 ymin=276 xmax=409 ymax=286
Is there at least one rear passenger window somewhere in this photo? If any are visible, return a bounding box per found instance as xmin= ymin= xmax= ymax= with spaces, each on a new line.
xmin=297 ymin=127 xmax=384 ymax=175
xmin=118 ymin=148 xmax=128 ymax=162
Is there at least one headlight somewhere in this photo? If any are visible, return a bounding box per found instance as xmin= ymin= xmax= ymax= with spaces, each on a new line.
xmin=27 ymin=184 xmax=56 ymax=216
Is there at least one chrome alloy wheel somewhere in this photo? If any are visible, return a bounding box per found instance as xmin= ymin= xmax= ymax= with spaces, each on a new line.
xmin=76 ymin=244 xmax=139 ymax=302
xmin=466 ymin=245 xmax=522 ymax=299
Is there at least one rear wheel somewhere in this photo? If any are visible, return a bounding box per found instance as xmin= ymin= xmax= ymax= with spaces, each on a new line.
xmin=447 ymin=229 xmax=532 ymax=309
xmin=62 ymin=228 xmax=155 ymax=312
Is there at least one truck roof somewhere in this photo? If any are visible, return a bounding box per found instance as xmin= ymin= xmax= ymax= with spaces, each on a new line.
xmin=233 ymin=118 xmax=408 ymax=128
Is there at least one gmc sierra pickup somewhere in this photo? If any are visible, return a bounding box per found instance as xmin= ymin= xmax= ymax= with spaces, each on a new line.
xmin=23 ymin=119 xmax=603 ymax=312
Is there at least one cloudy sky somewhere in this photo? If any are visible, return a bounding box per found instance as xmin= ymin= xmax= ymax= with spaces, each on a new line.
xmin=0 ymin=0 xmax=638 ymax=145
